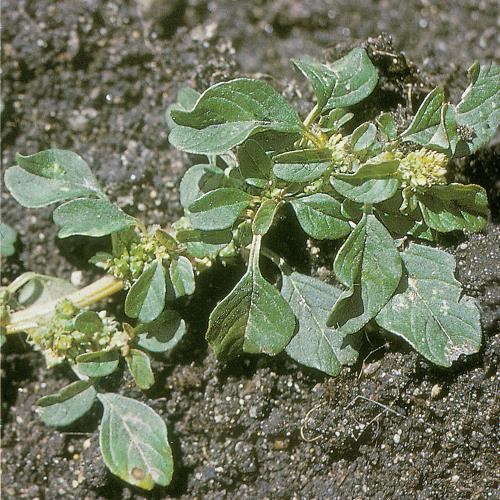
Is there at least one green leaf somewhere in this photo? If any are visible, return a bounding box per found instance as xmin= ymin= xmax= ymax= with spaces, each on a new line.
xmin=327 ymin=214 xmax=402 ymax=334
xmin=454 ymin=61 xmax=500 ymax=155
xmin=125 ymin=262 xmax=166 ymax=322
xmin=179 ymin=164 xmax=224 ymax=209
xmin=5 ymin=150 xmax=103 ymax=208
xmin=253 ymin=199 xmax=280 ymax=236
xmin=292 ymin=58 xmax=336 ymax=108
xmin=37 ymin=380 xmax=96 ymax=427
xmin=53 ymin=198 xmax=134 ymax=238
xmin=0 ymin=222 xmax=17 ymax=257
xmin=237 ymin=139 xmax=273 ymax=181
xmin=169 ymin=79 xmax=303 ymax=154
xmin=0 ymin=335 xmax=6 ymax=348
xmin=290 ymin=194 xmax=350 ymax=240
xmin=331 ymin=176 xmax=400 ymax=203
xmin=73 ymin=310 xmax=103 ymax=334
xmin=324 ymin=48 xmax=378 ymax=110
xmin=165 ymin=87 xmax=200 ymax=129
xmin=376 ymin=243 xmax=481 ymax=366
xmin=351 ymin=122 xmax=377 ymax=152
xmin=136 ymin=310 xmax=186 ymax=353
xmin=98 ymin=393 xmax=173 ymax=489
xmin=206 ymin=235 xmax=296 ymax=361
xmin=282 ymin=271 xmax=360 ymax=376
xmin=273 ymin=161 xmax=330 ymax=183
xmin=126 ymin=349 xmax=155 ymax=390
xmin=177 ymin=86 xmax=200 ymax=109
xmin=418 ymin=183 xmax=489 ymax=233
xmin=401 ymin=86 xmax=445 ymax=145
xmin=75 ymin=350 xmax=120 ymax=378
xmin=167 ymin=256 xmax=195 ymax=299
xmin=336 ymin=159 xmax=400 ymax=180
xmin=176 ymin=226 xmax=232 ymax=259
xmin=319 ymin=109 xmax=354 ymax=132
xmin=293 ymin=50 xmax=378 ymax=111
xmin=273 ymin=148 xmax=332 ymax=182
xmin=188 ymin=188 xmax=253 ymax=231
xmin=378 ymin=113 xmax=398 ymax=140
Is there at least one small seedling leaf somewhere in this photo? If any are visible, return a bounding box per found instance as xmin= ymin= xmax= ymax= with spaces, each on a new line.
xmin=376 ymin=243 xmax=481 ymax=366
xmin=378 ymin=113 xmax=398 ymax=140
xmin=282 ymin=271 xmax=360 ymax=376
xmin=98 ymin=393 xmax=173 ymax=489
xmin=290 ymin=194 xmax=351 ymax=240
xmin=53 ymin=198 xmax=134 ymax=238
xmin=76 ymin=350 xmax=120 ymax=378
xmin=188 ymin=188 xmax=253 ymax=231
xmin=125 ymin=261 xmax=166 ymax=322
xmin=37 ymin=380 xmax=96 ymax=427
xmin=126 ymin=349 xmax=155 ymax=390
xmin=351 ymin=122 xmax=377 ymax=152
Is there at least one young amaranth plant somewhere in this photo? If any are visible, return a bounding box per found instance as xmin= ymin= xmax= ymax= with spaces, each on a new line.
xmin=1 ymin=47 xmax=498 ymax=490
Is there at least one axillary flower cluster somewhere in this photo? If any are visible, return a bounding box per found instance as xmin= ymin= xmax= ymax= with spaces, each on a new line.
xmin=398 ymin=148 xmax=448 ymax=191
xmin=29 ymin=300 xmax=126 ymax=367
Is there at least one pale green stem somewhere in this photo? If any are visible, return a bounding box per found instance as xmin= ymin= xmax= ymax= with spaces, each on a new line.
xmin=5 ymin=275 xmax=124 ymax=334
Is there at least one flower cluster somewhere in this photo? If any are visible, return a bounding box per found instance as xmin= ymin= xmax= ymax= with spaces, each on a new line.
xmin=29 ymin=300 xmax=126 ymax=367
xmin=105 ymin=231 xmax=172 ymax=286
xmin=398 ymin=148 xmax=448 ymax=191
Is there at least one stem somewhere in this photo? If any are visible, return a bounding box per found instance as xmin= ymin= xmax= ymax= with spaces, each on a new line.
xmin=249 ymin=234 xmax=262 ymax=272
xmin=5 ymin=275 xmax=124 ymax=334
xmin=303 ymin=104 xmax=320 ymax=128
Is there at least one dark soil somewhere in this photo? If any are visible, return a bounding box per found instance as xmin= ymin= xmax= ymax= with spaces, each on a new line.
xmin=1 ymin=1 xmax=499 ymax=498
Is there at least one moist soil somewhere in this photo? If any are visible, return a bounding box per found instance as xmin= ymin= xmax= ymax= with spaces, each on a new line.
xmin=1 ymin=1 xmax=499 ymax=498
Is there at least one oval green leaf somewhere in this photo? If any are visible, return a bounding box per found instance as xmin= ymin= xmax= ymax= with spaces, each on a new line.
xmin=327 ymin=214 xmax=402 ymax=334
xmin=167 ymin=256 xmax=195 ymax=299
xmin=98 ymin=393 xmax=173 ymax=489
xmin=290 ymin=194 xmax=351 ymax=240
xmin=206 ymin=235 xmax=296 ymax=361
xmin=376 ymin=243 xmax=481 ymax=367
xmin=188 ymin=188 xmax=253 ymax=231
xmin=37 ymin=380 xmax=96 ymax=427
xmin=136 ymin=310 xmax=186 ymax=353
xmin=126 ymin=349 xmax=155 ymax=390
xmin=53 ymin=198 xmax=134 ymax=238
xmin=125 ymin=262 xmax=166 ymax=323
xmin=5 ymin=149 xmax=103 ymax=208
xmin=179 ymin=164 xmax=224 ymax=209
xmin=76 ymin=350 xmax=120 ymax=378
xmin=282 ymin=272 xmax=360 ymax=376
xmin=169 ymin=79 xmax=303 ymax=154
